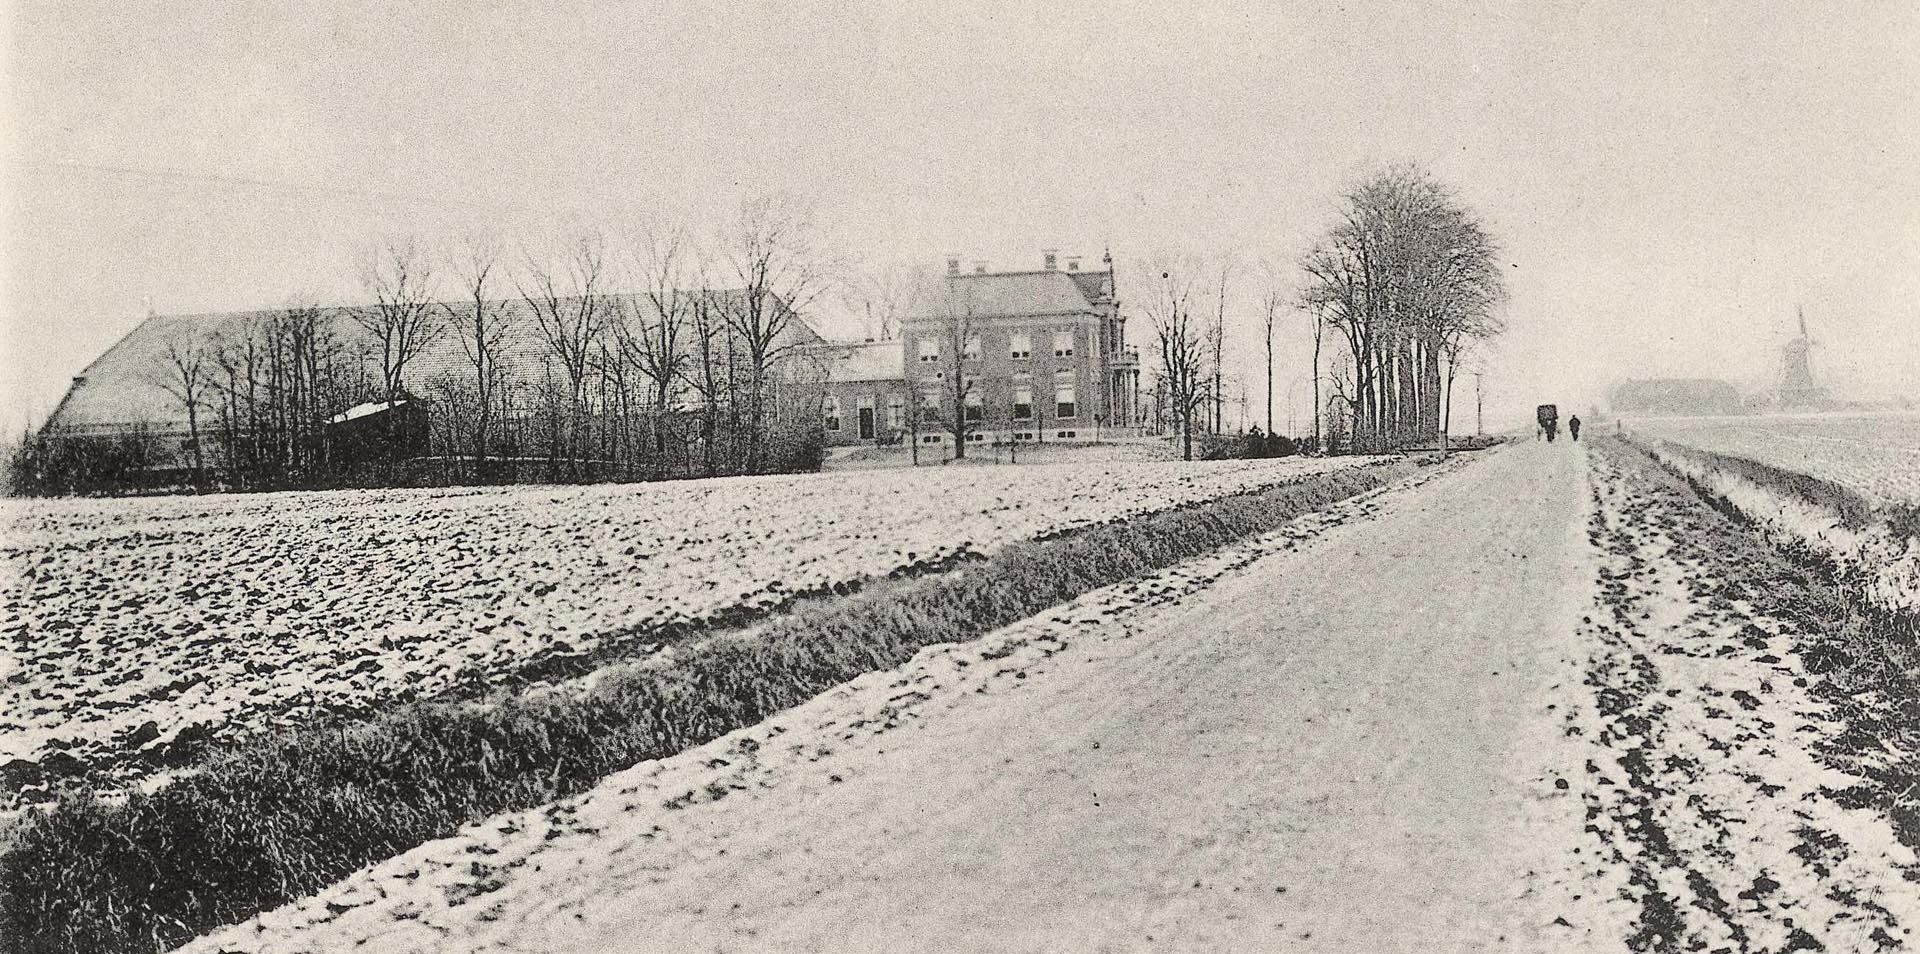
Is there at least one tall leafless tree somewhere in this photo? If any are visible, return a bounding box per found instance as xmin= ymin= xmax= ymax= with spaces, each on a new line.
xmin=681 ymin=274 xmax=731 ymax=477
xmin=622 ymin=222 xmax=698 ymax=468
xmin=521 ymin=234 xmax=615 ymax=476
xmin=357 ymin=238 xmax=444 ymax=402
xmin=1143 ymin=263 xmax=1213 ymax=461
xmin=1300 ymin=163 xmax=1505 ymax=453
xmin=441 ymin=235 xmax=509 ymax=469
xmin=1258 ymin=261 xmax=1283 ymax=437
xmin=1211 ymin=259 xmax=1231 ymax=434
xmin=721 ymin=193 xmax=826 ymax=473
xmin=150 ymin=325 xmax=213 ymax=483
xmin=931 ymin=277 xmax=981 ymax=458
xmin=851 ymin=257 xmax=929 ymax=342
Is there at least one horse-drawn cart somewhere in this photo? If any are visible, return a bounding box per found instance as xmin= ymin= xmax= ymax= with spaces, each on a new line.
xmin=1537 ymin=404 xmax=1560 ymax=442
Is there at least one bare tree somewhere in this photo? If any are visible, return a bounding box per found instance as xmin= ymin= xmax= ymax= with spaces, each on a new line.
xmin=1305 ymin=302 xmax=1327 ymax=452
xmin=1143 ymin=263 xmax=1213 ymax=461
xmin=1258 ymin=261 xmax=1284 ymax=437
xmin=931 ymin=277 xmax=981 ymax=458
xmin=150 ymin=325 xmax=213 ymax=483
xmin=850 ymin=257 xmax=929 ymax=341
xmin=721 ymin=193 xmax=827 ymax=473
xmin=207 ymin=317 xmax=267 ymax=483
xmin=1211 ymin=259 xmax=1232 ymax=434
xmin=1300 ymin=163 xmax=1504 ymax=453
xmin=357 ymin=238 xmax=444 ymax=402
xmin=271 ymin=298 xmax=347 ymax=474
xmin=621 ymin=221 xmax=698 ymax=469
xmin=521 ymin=234 xmax=616 ymax=477
xmin=680 ymin=277 xmax=731 ymax=477
xmin=441 ymin=235 xmax=509 ymax=469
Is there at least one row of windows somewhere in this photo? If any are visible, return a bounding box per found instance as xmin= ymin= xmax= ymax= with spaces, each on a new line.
xmin=823 ymin=387 xmax=1077 ymax=431
xmin=916 ymin=330 xmax=1075 ymax=363
xmin=919 ymin=430 xmax=1079 ymax=444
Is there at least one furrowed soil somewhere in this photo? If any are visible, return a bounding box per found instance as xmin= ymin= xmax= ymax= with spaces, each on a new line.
xmin=166 ymin=439 xmax=1920 ymax=952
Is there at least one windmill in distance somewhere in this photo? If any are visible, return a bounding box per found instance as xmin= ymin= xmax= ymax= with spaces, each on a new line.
xmin=1777 ymin=306 xmax=1830 ymax=408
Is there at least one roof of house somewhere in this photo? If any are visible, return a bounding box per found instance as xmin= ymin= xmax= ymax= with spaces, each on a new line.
xmin=326 ymin=399 xmax=412 ymax=425
xmin=805 ymin=339 xmax=904 ymax=384
xmin=45 ymin=291 xmax=828 ymax=432
xmin=908 ymin=269 xmax=1115 ymax=322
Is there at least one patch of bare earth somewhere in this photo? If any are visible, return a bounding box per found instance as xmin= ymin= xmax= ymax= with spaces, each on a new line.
xmin=1579 ymin=439 xmax=1920 ymax=952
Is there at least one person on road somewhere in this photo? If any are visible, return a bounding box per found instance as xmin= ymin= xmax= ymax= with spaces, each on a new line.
xmin=1569 ymin=415 xmax=1582 ymax=441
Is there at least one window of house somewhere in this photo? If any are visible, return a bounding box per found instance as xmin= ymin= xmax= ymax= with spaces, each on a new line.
xmin=964 ymin=387 xmax=985 ymax=422
xmin=1056 ymin=429 xmax=1077 ymax=439
xmin=1012 ymin=386 xmax=1033 ymax=420
xmin=919 ymin=390 xmax=941 ymax=424
xmin=822 ymin=395 xmax=841 ymax=431
xmin=1009 ymin=332 xmax=1032 ymax=360
xmin=963 ymin=334 xmax=982 ymax=361
xmin=1055 ymin=375 xmax=1077 ymax=419
xmin=886 ymin=396 xmax=906 ymax=431
xmin=1053 ymin=330 xmax=1074 ymax=358
xmin=917 ymin=338 xmax=940 ymax=363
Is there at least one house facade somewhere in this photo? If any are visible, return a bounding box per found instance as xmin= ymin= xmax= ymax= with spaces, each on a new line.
xmin=809 ymin=252 xmax=1143 ymax=450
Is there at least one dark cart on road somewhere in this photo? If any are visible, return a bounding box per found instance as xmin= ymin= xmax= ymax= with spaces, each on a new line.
xmin=1536 ymin=404 xmax=1560 ymax=442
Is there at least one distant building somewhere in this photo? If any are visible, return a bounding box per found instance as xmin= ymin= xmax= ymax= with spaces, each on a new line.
xmin=1777 ymin=308 xmax=1830 ymax=408
xmin=39 ymin=292 xmax=829 ymax=477
xmin=1609 ymin=378 xmax=1745 ymax=417
xmin=805 ymin=251 xmax=1144 ymax=449
xmin=808 ymin=339 xmax=908 ymax=445
xmin=41 ymin=251 xmax=1150 ymax=480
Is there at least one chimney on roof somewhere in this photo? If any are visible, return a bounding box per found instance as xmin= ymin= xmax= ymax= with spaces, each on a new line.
xmin=946 ymin=255 xmax=961 ymax=276
xmin=1042 ymin=249 xmax=1058 ymax=271
xmin=972 ymin=260 xmax=988 ymax=275
xmin=1065 ymin=255 xmax=1083 ymax=272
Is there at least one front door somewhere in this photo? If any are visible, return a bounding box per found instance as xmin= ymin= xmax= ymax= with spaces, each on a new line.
xmin=858 ymin=407 xmax=876 ymax=440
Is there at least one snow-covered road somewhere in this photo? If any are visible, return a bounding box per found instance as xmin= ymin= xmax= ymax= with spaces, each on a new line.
xmin=184 ymin=441 xmax=1920 ymax=953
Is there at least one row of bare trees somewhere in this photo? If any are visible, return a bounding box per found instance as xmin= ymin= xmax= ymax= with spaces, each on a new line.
xmin=21 ymin=196 xmax=834 ymax=494
xmin=1137 ymin=165 xmax=1503 ymax=460
xmin=1141 ymin=264 xmax=1221 ymax=461
xmin=1300 ymin=164 xmax=1506 ymax=453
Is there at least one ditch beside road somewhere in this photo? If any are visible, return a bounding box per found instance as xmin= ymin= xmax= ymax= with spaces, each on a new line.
xmin=182 ymin=440 xmax=1920 ymax=953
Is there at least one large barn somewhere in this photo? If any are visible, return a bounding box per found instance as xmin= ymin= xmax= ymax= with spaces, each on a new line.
xmin=1609 ymin=378 xmax=1746 ymax=417
xmin=34 ymin=250 xmax=1147 ymax=488
xmin=36 ymin=292 xmax=833 ymax=487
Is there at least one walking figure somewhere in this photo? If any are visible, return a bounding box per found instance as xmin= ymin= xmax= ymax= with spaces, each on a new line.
xmin=1569 ymin=415 xmax=1582 ymax=441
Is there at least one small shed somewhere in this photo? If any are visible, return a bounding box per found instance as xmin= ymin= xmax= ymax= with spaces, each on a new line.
xmin=325 ymin=398 xmax=429 ymax=465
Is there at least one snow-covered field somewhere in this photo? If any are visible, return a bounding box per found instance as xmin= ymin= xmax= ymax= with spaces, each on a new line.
xmin=1631 ymin=417 xmax=1920 ymax=614
xmin=0 ymin=457 xmax=1377 ymax=795
xmin=1575 ymin=444 xmax=1920 ymax=950
xmin=1632 ymin=412 xmax=1920 ymax=507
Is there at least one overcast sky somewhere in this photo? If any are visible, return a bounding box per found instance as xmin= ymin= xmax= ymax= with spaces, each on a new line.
xmin=4 ymin=0 xmax=1916 ymax=435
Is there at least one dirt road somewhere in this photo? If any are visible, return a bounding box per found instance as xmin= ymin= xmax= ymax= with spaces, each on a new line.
xmin=538 ymin=444 xmax=1608 ymax=954
xmin=186 ymin=442 xmax=1919 ymax=953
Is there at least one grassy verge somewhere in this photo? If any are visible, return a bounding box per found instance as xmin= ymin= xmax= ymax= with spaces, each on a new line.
xmin=1634 ymin=434 xmax=1920 ymax=538
xmin=1603 ymin=436 xmax=1920 ymax=853
xmin=1 ymin=458 xmax=1425 ymax=953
